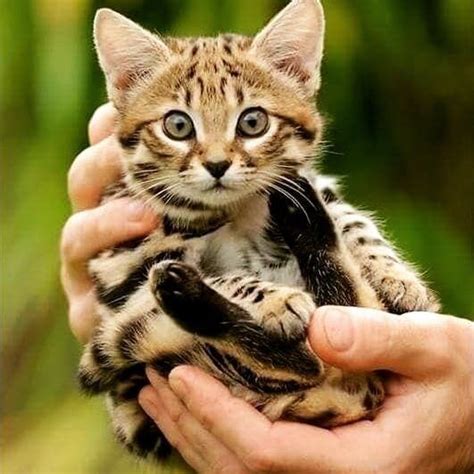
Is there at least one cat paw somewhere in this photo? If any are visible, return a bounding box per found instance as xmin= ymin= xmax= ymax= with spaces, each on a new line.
xmin=268 ymin=176 xmax=319 ymax=230
xmin=378 ymin=277 xmax=440 ymax=314
xmin=258 ymin=290 xmax=315 ymax=341
xmin=268 ymin=176 xmax=337 ymax=250
xmin=149 ymin=260 xmax=202 ymax=306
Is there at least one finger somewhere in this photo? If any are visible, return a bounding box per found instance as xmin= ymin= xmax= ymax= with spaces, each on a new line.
xmin=67 ymin=290 xmax=98 ymax=344
xmin=168 ymin=366 xmax=344 ymax=473
xmin=144 ymin=369 xmax=245 ymax=473
xmin=68 ymin=137 xmax=123 ymax=211
xmin=308 ymin=306 xmax=455 ymax=378
xmin=88 ymin=103 xmax=117 ymax=145
xmin=61 ymin=198 xmax=157 ymax=290
xmin=139 ymin=386 xmax=210 ymax=473
xmin=168 ymin=366 xmax=271 ymax=454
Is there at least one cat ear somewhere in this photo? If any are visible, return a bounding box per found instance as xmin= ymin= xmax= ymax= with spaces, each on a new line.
xmin=251 ymin=0 xmax=325 ymax=94
xmin=94 ymin=9 xmax=170 ymax=105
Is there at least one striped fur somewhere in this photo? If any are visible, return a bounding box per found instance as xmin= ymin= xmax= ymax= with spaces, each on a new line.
xmin=79 ymin=1 xmax=440 ymax=463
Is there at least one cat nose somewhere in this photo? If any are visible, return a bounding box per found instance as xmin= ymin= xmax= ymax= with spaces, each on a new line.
xmin=204 ymin=161 xmax=231 ymax=179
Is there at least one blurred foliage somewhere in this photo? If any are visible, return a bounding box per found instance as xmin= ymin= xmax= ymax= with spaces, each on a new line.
xmin=1 ymin=0 xmax=473 ymax=472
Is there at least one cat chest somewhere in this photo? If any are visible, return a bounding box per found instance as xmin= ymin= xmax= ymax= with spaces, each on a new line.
xmin=196 ymin=228 xmax=305 ymax=288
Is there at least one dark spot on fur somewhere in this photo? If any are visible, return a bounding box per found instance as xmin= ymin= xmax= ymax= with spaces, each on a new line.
xmin=91 ymin=342 xmax=112 ymax=369
xmin=220 ymin=76 xmax=228 ymax=95
xmin=185 ymin=88 xmax=192 ymax=106
xmin=252 ymin=290 xmax=265 ymax=303
xmin=342 ymin=221 xmax=366 ymax=234
xmin=119 ymin=131 xmax=141 ymax=149
xmin=273 ymin=113 xmax=316 ymax=142
xmin=299 ymin=410 xmax=338 ymax=427
xmin=321 ymin=188 xmax=338 ymax=203
xmin=236 ymin=87 xmax=244 ymax=104
xmin=197 ymin=77 xmax=205 ymax=94
xmin=363 ymin=392 xmax=376 ymax=411
xmin=132 ymin=420 xmax=171 ymax=459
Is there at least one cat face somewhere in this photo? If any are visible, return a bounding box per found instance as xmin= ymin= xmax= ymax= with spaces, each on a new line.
xmin=94 ymin=0 xmax=325 ymax=212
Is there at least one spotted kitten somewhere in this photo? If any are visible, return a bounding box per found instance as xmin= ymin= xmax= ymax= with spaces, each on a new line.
xmin=78 ymin=0 xmax=440 ymax=462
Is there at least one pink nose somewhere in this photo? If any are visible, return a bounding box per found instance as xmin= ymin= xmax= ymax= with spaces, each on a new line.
xmin=204 ymin=161 xmax=231 ymax=179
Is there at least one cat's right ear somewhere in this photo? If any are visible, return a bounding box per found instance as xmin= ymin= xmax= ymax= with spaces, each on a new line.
xmin=94 ymin=9 xmax=170 ymax=106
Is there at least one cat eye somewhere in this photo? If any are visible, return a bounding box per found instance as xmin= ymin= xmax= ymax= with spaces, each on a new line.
xmin=163 ymin=111 xmax=195 ymax=140
xmin=237 ymin=108 xmax=269 ymax=138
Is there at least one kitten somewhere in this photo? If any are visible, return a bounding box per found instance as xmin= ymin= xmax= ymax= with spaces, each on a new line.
xmin=78 ymin=0 xmax=439 ymax=462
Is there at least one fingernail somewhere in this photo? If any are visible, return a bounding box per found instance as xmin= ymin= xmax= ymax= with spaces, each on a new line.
xmin=322 ymin=308 xmax=354 ymax=351
xmin=168 ymin=366 xmax=189 ymax=397
xmin=126 ymin=201 xmax=153 ymax=222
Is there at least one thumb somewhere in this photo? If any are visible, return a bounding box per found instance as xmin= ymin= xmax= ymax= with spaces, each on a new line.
xmin=308 ymin=306 xmax=451 ymax=378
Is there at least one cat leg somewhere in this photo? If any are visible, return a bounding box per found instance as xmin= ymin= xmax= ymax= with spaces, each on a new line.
xmin=77 ymin=303 xmax=194 ymax=395
xmin=209 ymin=274 xmax=316 ymax=342
xmin=151 ymin=260 xmax=316 ymax=343
xmin=77 ymin=303 xmax=191 ymax=460
xmin=150 ymin=260 xmax=323 ymax=379
xmin=315 ymin=176 xmax=440 ymax=313
xmin=269 ymin=176 xmax=381 ymax=309
xmin=107 ymin=380 xmax=172 ymax=461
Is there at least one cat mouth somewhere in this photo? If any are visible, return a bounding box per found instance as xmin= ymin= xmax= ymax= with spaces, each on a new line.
xmin=209 ymin=182 xmax=226 ymax=191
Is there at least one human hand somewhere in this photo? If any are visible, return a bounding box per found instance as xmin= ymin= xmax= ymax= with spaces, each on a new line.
xmin=60 ymin=103 xmax=158 ymax=343
xmin=139 ymin=307 xmax=474 ymax=473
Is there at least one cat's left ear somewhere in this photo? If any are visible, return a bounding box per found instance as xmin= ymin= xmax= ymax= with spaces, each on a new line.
xmin=251 ymin=0 xmax=325 ymax=95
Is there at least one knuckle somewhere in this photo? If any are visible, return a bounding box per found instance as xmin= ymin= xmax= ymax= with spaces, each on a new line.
xmin=88 ymin=103 xmax=116 ymax=143
xmin=244 ymin=445 xmax=275 ymax=473
xmin=170 ymin=435 xmax=183 ymax=451
xmin=213 ymin=462 xmax=246 ymax=474
xmin=169 ymin=404 xmax=188 ymax=427
xmin=68 ymin=299 xmax=93 ymax=343
xmin=413 ymin=314 xmax=458 ymax=372
xmin=434 ymin=317 xmax=468 ymax=370
xmin=199 ymin=408 xmax=217 ymax=433
xmin=60 ymin=214 xmax=84 ymax=262
xmin=68 ymin=149 xmax=95 ymax=204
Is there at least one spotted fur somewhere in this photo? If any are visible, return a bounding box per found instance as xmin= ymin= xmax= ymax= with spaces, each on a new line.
xmin=79 ymin=1 xmax=439 ymax=462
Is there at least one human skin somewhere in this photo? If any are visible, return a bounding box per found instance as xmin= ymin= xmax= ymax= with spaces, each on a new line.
xmin=60 ymin=104 xmax=158 ymax=343
xmin=139 ymin=308 xmax=474 ymax=473
xmin=62 ymin=105 xmax=474 ymax=473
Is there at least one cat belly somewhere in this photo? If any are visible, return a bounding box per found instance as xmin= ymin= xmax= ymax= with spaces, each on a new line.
xmin=258 ymin=258 xmax=305 ymax=288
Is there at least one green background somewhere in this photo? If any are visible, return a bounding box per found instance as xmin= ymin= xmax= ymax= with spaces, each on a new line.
xmin=1 ymin=0 xmax=473 ymax=473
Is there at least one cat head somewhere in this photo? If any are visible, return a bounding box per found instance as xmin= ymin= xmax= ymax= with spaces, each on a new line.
xmin=94 ymin=0 xmax=325 ymax=214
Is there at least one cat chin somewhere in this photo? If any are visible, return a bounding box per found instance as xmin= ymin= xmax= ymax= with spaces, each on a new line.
xmin=180 ymin=185 xmax=258 ymax=207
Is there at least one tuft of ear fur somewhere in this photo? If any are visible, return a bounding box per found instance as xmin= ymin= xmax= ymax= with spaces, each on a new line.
xmin=251 ymin=0 xmax=325 ymax=95
xmin=94 ymin=9 xmax=170 ymax=106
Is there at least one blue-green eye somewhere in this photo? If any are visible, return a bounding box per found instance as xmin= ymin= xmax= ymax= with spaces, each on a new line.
xmin=163 ymin=111 xmax=195 ymax=140
xmin=237 ymin=108 xmax=269 ymax=138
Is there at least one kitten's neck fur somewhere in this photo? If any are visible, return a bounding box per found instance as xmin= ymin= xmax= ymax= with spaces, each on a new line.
xmin=158 ymin=192 xmax=268 ymax=238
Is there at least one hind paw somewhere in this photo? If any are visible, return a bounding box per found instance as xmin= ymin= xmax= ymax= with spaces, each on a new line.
xmin=149 ymin=260 xmax=203 ymax=306
xmin=257 ymin=290 xmax=315 ymax=341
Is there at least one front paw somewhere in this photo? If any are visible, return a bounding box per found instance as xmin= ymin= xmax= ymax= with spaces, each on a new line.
xmin=268 ymin=176 xmax=337 ymax=250
xmin=378 ymin=277 xmax=440 ymax=314
xmin=268 ymin=176 xmax=317 ymax=228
